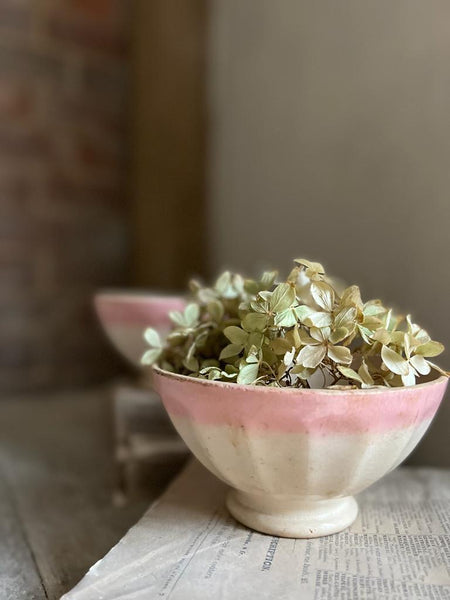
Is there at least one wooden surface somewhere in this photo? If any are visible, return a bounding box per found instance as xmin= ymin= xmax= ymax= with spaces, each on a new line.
xmin=131 ymin=0 xmax=208 ymax=289
xmin=0 ymin=388 xmax=186 ymax=600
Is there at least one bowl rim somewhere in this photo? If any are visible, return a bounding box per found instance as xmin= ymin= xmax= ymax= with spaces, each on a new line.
xmin=152 ymin=365 xmax=448 ymax=396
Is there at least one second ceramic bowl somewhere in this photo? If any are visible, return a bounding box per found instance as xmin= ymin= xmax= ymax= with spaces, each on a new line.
xmin=94 ymin=291 xmax=185 ymax=369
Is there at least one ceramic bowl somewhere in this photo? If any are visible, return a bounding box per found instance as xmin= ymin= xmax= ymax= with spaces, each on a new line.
xmin=152 ymin=367 xmax=447 ymax=538
xmin=94 ymin=291 xmax=185 ymax=369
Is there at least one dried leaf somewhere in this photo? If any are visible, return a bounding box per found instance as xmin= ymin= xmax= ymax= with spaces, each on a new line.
xmin=296 ymin=344 xmax=327 ymax=368
xmin=274 ymin=308 xmax=298 ymax=327
xmin=242 ymin=312 xmax=268 ymax=332
xmin=294 ymin=305 xmax=315 ymax=322
xmin=183 ymin=355 xmax=199 ymax=372
xmin=311 ymin=281 xmax=335 ymax=312
xmin=237 ymin=362 xmax=259 ymax=385
xmin=141 ymin=348 xmax=162 ymax=365
xmin=334 ymin=307 xmax=357 ymax=329
xmin=304 ymin=311 xmax=332 ymax=328
xmin=340 ymin=285 xmax=362 ymax=307
xmin=327 ymin=345 xmax=352 ymax=365
xmin=358 ymin=360 xmax=374 ymax=386
xmin=415 ymin=341 xmax=444 ymax=358
xmin=143 ymin=328 xmax=161 ymax=348
xmin=271 ymin=337 xmax=294 ymax=355
xmin=401 ymin=369 xmax=416 ymax=387
xmin=410 ymin=354 xmax=431 ymax=376
xmin=329 ymin=327 xmax=349 ymax=344
xmin=169 ymin=310 xmax=186 ymax=327
xmin=219 ymin=344 xmax=244 ymax=360
xmin=270 ymin=283 xmax=296 ymax=313
xmin=381 ymin=345 xmax=409 ymax=376
xmin=224 ymin=326 xmax=248 ymax=345
xmin=293 ymin=258 xmax=325 ymax=275
xmin=184 ymin=303 xmax=199 ymax=325
xmin=372 ymin=329 xmax=392 ymax=345
xmin=208 ymin=300 xmax=224 ymax=323
xmin=337 ymin=365 xmax=363 ymax=384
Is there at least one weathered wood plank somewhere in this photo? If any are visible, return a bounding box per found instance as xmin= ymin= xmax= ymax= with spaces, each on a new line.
xmin=0 ymin=468 xmax=47 ymax=600
xmin=0 ymin=388 xmax=185 ymax=599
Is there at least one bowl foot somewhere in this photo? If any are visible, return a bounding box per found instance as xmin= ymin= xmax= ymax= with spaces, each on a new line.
xmin=226 ymin=489 xmax=358 ymax=538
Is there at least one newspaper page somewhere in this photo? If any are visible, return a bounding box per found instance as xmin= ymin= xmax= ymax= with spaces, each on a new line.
xmin=62 ymin=460 xmax=450 ymax=600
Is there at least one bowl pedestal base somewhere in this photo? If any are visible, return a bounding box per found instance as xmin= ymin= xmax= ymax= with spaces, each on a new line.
xmin=226 ymin=489 xmax=358 ymax=538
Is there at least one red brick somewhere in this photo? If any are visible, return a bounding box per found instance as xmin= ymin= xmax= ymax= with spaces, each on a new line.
xmin=45 ymin=172 xmax=123 ymax=208
xmin=76 ymin=134 xmax=122 ymax=171
xmin=69 ymin=0 xmax=116 ymax=21
xmin=0 ymin=127 xmax=50 ymax=159
xmin=58 ymin=94 xmax=125 ymax=134
xmin=48 ymin=14 xmax=127 ymax=56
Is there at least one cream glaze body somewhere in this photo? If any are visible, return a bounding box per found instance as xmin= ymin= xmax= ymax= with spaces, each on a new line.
xmin=152 ymin=368 xmax=447 ymax=538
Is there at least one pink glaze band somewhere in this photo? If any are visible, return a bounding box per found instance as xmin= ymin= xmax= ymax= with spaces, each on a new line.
xmin=152 ymin=369 xmax=447 ymax=435
xmin=94 ymin=294 xmax=185 ymax=326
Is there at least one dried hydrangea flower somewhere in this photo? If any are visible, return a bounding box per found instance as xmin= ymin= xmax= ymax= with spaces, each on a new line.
xmin=142 ymin=259 xmax=449 ymax=389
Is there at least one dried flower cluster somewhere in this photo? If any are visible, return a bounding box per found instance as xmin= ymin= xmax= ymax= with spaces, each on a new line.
xmin=142 ymin=259 xmax=448 ymax=388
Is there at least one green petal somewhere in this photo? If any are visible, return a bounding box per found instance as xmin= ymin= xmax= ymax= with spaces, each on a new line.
xmin=381 ymin=345 xmax=409 ymax=376
xmin=224 ymin=326 xmax=248 ymax=345
xmin=141 ymin=348 xmax=162 ymax=365
xmin=207 ymin=300 xmax=224 ymax=323
xmin=184 ymin=303 xmax=200 ymax=326
xmin=297 ymin=344 xmax=327 ymax=368
xmin=311 ymin=281 xmax=335 ymax=312
xmin=169 ymin=310 xmax=186 ymax=327
xmin=293 ymin=258 xmax=325 ymax=274
xmin=340 ymin=285 xmax=362 ymax=308
xmin=334 ymin=307 xmax=357 ymax=329
xmin=372 ymin=329 xmax=391 ymax=345
xmin=271 ymin=337 xmax=293 ymax=355
xmin=242 ymin=313 xmax=268 ymax=332
xmin=358 ymin=361 xmax=374 ymax=385
xmin=219 ymin=344 xmax=244 ymax=360
xmin=410 ymin=354 xmax=431 ymax=376
xmin=337 ymin=365 xmax=363 ymax=384
xmin=310 ymin=326 xmax=330 ymax=342
xmin=327 ymin=345 xmax=352 ymax=365
xmin=415 ymin=341 xmax=445 ymax=358
xmin=270 ymin=283 xmax=296 ymax=313
xmin=183 ymin=355 xmax=199 ymax=372
xmin=237 ymin=362 xmax=260 ymax=385
xmin=294 ymin=305 xmax=315 ymax=322
xmin=401 ymin=369 xmax=416 ymax=387
xmin=274 ymin=308 xmax=298 ymax=327
xmin=143 ymin=328 xmax=161 ymax=348
xmin=329 ymin=327 xmax=349 ymax=344
xmin=304 ymin=311 xmax=332 ymax=328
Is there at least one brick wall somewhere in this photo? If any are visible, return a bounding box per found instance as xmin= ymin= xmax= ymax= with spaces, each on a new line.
xmin=0 ymin=0 xmax=132 ymax=392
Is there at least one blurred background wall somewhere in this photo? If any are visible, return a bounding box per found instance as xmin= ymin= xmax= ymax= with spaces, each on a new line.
xmin=0 ymin=0 xmax=131 ymax=392
xmin=208 ymin=0 xmax=450 ymax=346
xmin=206 ymin=0 xmax=450 ymax=465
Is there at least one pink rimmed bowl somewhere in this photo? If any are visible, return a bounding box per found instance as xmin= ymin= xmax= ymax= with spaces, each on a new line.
xmin=152 ymin=367 xmax=447 ymax=538
xmin=94 ymin=291 xmax=185 ymax=369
